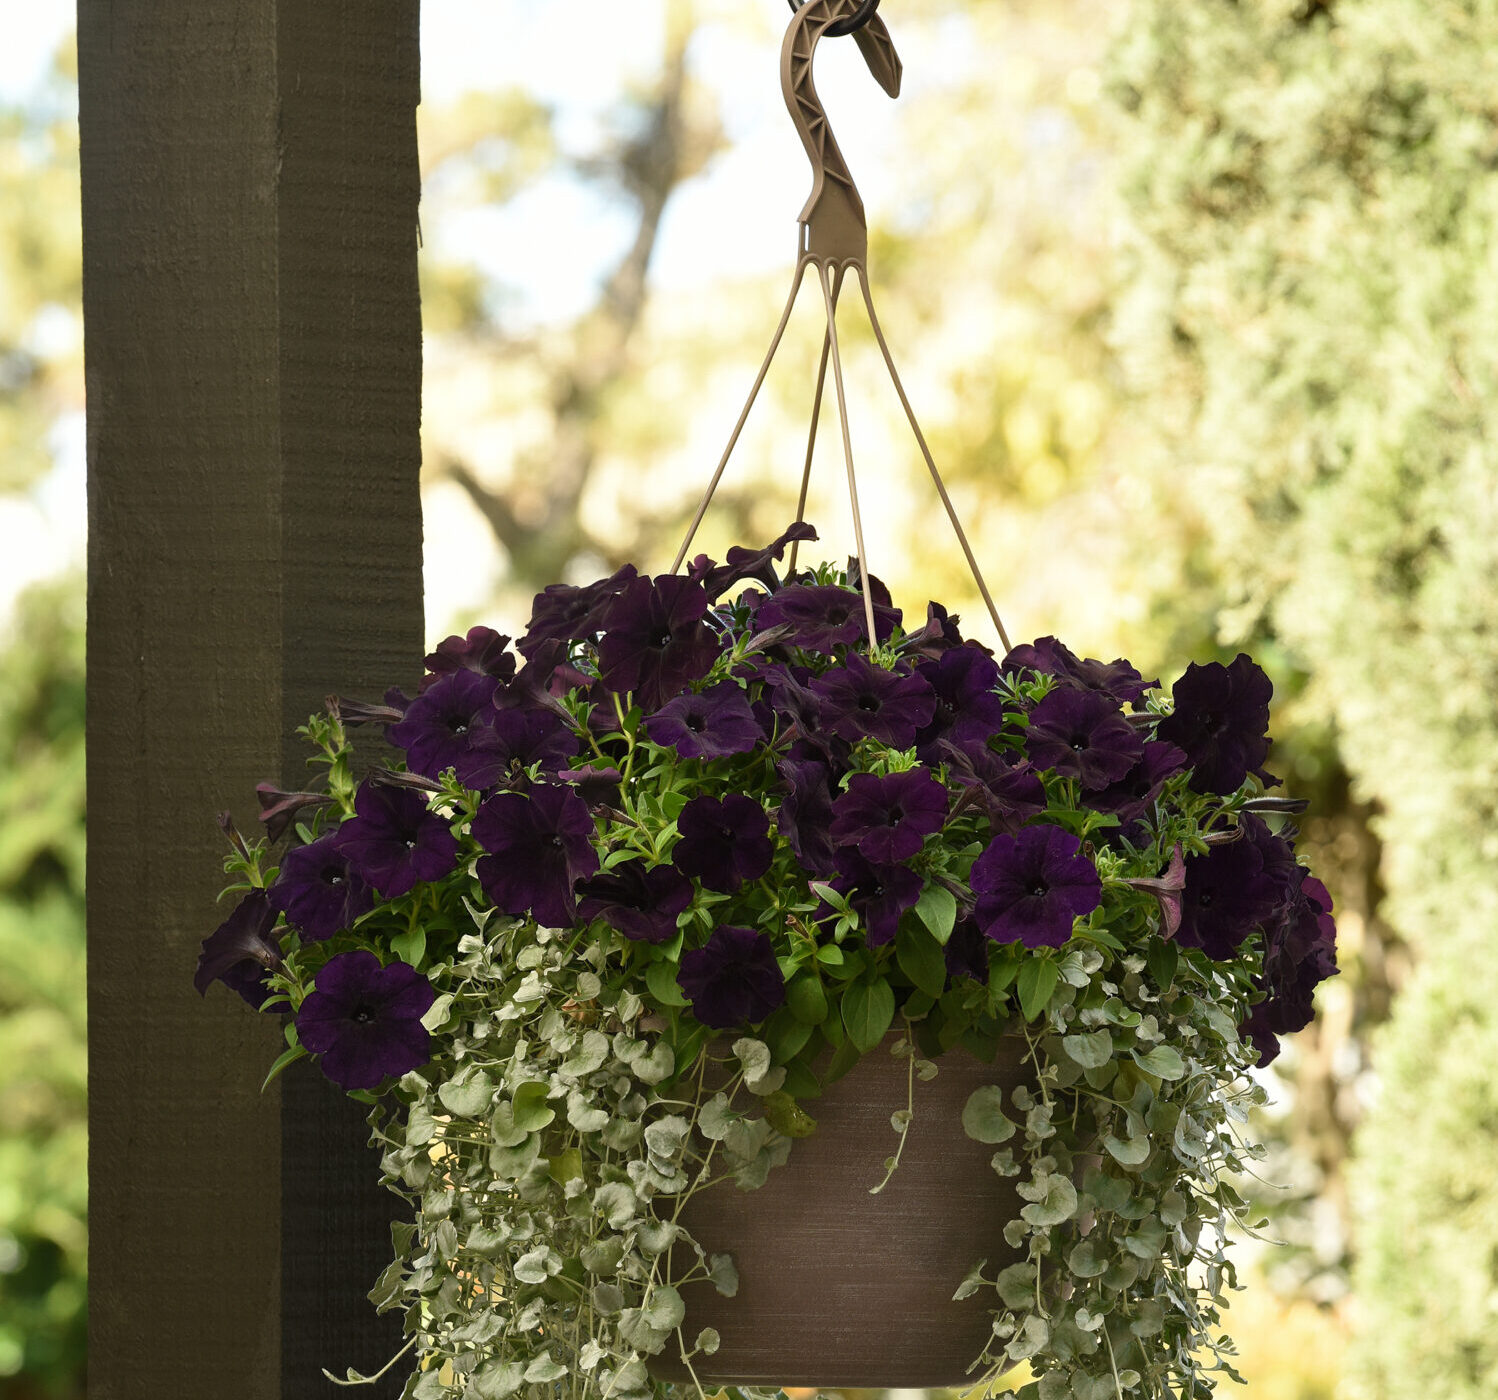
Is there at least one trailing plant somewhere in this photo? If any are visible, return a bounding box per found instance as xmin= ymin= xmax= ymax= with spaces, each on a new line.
xmin=197 ymin=524 xmax=1337 ymax=1400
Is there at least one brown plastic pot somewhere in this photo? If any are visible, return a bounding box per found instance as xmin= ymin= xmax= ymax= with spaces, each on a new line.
xmin=649 ymin=1034 xmax=1031 ymax=1389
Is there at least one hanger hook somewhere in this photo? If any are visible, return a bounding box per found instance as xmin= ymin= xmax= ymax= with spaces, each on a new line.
xmin=785 ymin=0 xmax=882 ymax=39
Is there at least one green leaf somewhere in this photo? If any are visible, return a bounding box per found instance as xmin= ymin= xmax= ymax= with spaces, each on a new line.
xmin=510 ymin=1080 xmax=556 ymax=1132
xmin=914 ymin=883 xmax=958 ymax=944
xmin=1019 ymin=1174 xmax=1078 ymax=1227
xmin=261 ymin=1042 xmax=309 ymax=1092
xmin=961 ymin=1084 xmax=1018 ymax=1143
xmin=786 ymin=973 xmax=829 ymax=1025
xmin=1017 ymin=957 xmax=1060 ymax=1022
xmin=1060 ymin=1029 xmax=1114 ymax=1070
xmin=1131 ymin=1044 xmax=1186 ymax=1080
xmin=437 ymin=1067 xmax=495 ymax=1118
xmin=1103 ymin=1133 xmax=1151 ymax=1167
xmin=896 ymin=923 xmax=948 ymax=999
xmin=841 ymin=979 xmax=895 ymax=1053
xmin=824 ymin=1036 xmax=862 ymax=1086
xmin=815 ymin=944 xmax=845 ymax=966
xmin=390 ymin=924 xmax=426 ymax=968
xmin=762 ymin=1090 xmax=819 ymax=1139
xmin=1147 ymin=938 xmax=1178 ymax=990
xmin=645 ymin=958 xmax=688 ymax=1007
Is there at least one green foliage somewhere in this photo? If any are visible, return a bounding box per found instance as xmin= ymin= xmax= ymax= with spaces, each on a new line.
xmin=0 ymin=578 xmax=87 ymax=1395
xmin=1107 ymin=1 xmax=1498 ymax=1392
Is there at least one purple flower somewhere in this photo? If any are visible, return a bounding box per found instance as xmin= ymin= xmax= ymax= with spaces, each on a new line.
xmin=913 ymin=646 xmax=1008 ymax=761
xmin=827 ymin=849 xmax=923 ymax=946
xmin=386 ymin=669 xmax=502 ymax=781
xmin=1003 ymin=636 xmax=1156 ymax=707
xmin=576 ymin=860 xmax=694 ymax=944
xmin=1155 ymin=654 xmax=1274 ymax=796
xmin=420 ymin=625 xmax=517 ymax=693
xmin=672 ymin=794 xmax=773 ymax=894
xmin=558 ymin=764 xmax=623 ymax=810
xmin=971 ymin=826 xmax=1102 ymax=949
xmin=693 ymin=522 xmax=819 ymax=601
xmin=194 ymin=891 xmax=284 ymax=1008
xmin=1024 ymin=687 xmax=1143 ymax=791
xmin=518 ymin=563 xmax=638 ymax=658
xmin=645 ymin=683 xmax=763 ymax=760
xmin=460 ymin=707 xmax=578 ymax=789
xmin=755 ymin=583 xmax=900 ymax=653
xmin=677 ymin=925 xmax=787 ymax=1029
xmin=471 ymin=784 xmax=600 ymax=928
xmin=596 ymin=575 xmax=722 ymax=710
xmin=295 ymin=950 xmax=435 ymax=1091
xmin=940 ymin=741 xmax=1047 ymax=832
xmin=830 ymin=768 xmax=947 ymax=864
xmin=332 ymin=784 xmax=460 ymax=899
xmin=811 ymin=655 xmax=936 ymax=749
xmin=776 ymin=758 xmax=839 ymax=878
xmin=1246 ymin=874 xmax=1338 ymax=1063
xmin=1123 ymin=844 xmax=1187 ymax=939
xmin=1174 ymin=837 xmax=1280 ymax=960
xmin=944 ymin=916 xmax=990 ymax=983
xmin=901 ymin=601 xmax=966 ymax=661
xmin=1088 ymin=741 xmax=1189 ymax=825
xmin=268 ymin=834 xmax=375 ymax=941
xmin=255 ymin=782 xmax=335 ymax=843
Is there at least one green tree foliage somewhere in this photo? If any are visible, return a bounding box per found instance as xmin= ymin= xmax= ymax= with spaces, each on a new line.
xmin=1106 ymin=1 xmax=1498 ymax=1392
xmin=0 ymin=579 xmax=86 ymax=1398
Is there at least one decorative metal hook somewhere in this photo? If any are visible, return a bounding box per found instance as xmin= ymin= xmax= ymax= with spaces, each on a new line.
xmin=786 ymin=0 xmax=882 ymax=38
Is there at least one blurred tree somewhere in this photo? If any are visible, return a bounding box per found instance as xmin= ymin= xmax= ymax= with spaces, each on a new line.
xmin=1106 ymin=0 xmax=1498 ymax=1392
xmin=0 ymin=577 xmax=86 ymax=1399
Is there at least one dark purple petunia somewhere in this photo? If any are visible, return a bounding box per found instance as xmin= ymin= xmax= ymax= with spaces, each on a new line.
xmin=268 ymin=834 xmax=375 ymax=941
xmin=518 ymin=563 xmax=639 ymax=659
xmin=677 ymin=924 xmax=787 ymax=1029
xmin=826 ymin=848 xmax=923 ymax=946
xmin=492 ymin=638 xmax=588 ymax=726
xmin=1123 ymin=844 xmax=1187 ymax=939
xmin=944 ymin=916 xmax=991 ymax=984
xmin=776 ymin=757 xmax=839 ymax=878
xmin=1174 ymin=836 xmax=1280 ymax=960
xmin=195 ymin=890 xmax=284 ymax=1008
xmin=576 ymin=860 xmax=694 ymax=944
xmin=1002 ymin=636 xmax=1156 ymax=708
xmin=901 ymin=600 xmax=967 ymax=661
xmin=420 ymin=625 xmax=517 ymax=693
xmin=596 ymin=575 xmax=722 ymax=711
xmin=692 ymin=522 xmax=820 ymax=601
xmin=830 ymin=768 xmax=947 ymax=864
xmin=330 ymin=695 xmax=406 ymax=728
xmin=939 ymin=740 xmax=1048 ymax=832
xmin=1155 ymin=653 xmax=1274 ymax=796
xmin=1239 ymin=814 xmax=1305 ymax=920
xmin=557 ymin=764 xmax=623 ymax=810
xmin=255 ymin=782 xmax=336 ymax=844
xmin=672 ymin=794 xmax=773 ymax=894
xmin=332 ymin=783 xmax=460 ymax=899
xmin=387 ymin=669 xmax=503 ymax=782
xmin=914 ymin=646 xmax=1008 ymax=762
xmin=295 ymin=950 xmax=436 ymax=1092
xmin=811 ymin=655 xmax=936 ymax=749
xmin=1024 ymin=686 xmax=1143 ymax=791
xmin=971 ymin=825 xmax=1102 ymax=949
xmin=645 ymin=682 xmax=763 ymax=760
xmin=471 ymin=784 xmax=600 ymax=929
xmin=460 ymin=707 xmax=577 ymax=789
xmin=1088 ymin=741 xmax=1189 ymax=825
xmin=754 ymin=582 xmax=900 ymax=654
xmin=1245 ymin=873 xmax=1338 ymax=1063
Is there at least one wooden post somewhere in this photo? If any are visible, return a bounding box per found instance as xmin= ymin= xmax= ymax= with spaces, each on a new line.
xmin=80 ymin=3 xmax=423 ymax=1396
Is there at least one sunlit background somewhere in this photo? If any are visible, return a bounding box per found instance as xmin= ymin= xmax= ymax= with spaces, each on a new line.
xmin=6 ymin=0 xmax=1497 ymax=1394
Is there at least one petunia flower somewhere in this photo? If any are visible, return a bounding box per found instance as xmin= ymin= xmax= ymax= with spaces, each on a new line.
xmin=826 ymin=848 xmax=923 ymax=946
xmin=194 ymin=890 xmax=284 ymax=1008
xmin=267 ymin=833 xmax=375 ymax=941
xmin=810 ymin=655 xmax=936 ymax=749
xmin=596 ymin=575 xmax=722 ymax=711
xmin=1155 ymin=653 xmax=1274 ymax=796
xmin=386 ymin=669 xmax=502 ymax=781
xmin=460 ymin=707 xmax=577 ymax=790
xmin=332 ymin=783 xmax=460 ymax=899
xmin=255 ymin=782 xmax=335 ymax=843
xmin=939 ymin=741 xmax=1047 ymax=833
xmin=672 ymin=793 xmax=773 ymax=894
xmin=913 ymin=646 xmax=1008 ymax=762
xmin=1023 ymin=687 xmax=1143 ymax=791
xmin=677 ymin=925 xmax=787 ymax=1029
xmin=557 ymin=764 xmax=623 ymax=810
xmin=1087 ymin=741 xmax=1188 ymax=825
xmin=692 ymin=521 xmax=819 ymax=601
xmin=419 ymin=625 xmax=517 ymax=693
xmin=295 ymin=950 xmax=435 ymax=1091
xmin=970 ymin=825 xmax=1102 ymax=949
xmin=1002 ymin=636 xmax=1156 ymax=707
xmin=830 ymin=768 xmax=947 ymax=864
xmin=645 ymin=682 xmax=763 ymax=760
xmin=776 ymin=757 xmax=839 ymax=878
xmin=576 ymin=860 xmax=693 ymax=944
xmin=518 ymin=563 xmax=638 ymax=658
xmin=754 ymin=582 xmax=900 ymax=653
xmin=1123 ymin=844 xmax=1187 ymax=939
xmin=471 ymin=784 xmax=600 ymax=929
xmin=900 ymin=600 xmax=966 ymax=661
xmin=944 ymin=916 xmax=991 ymax=984
xmin=1174 ymin=837 xmax=1280 ymax=960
